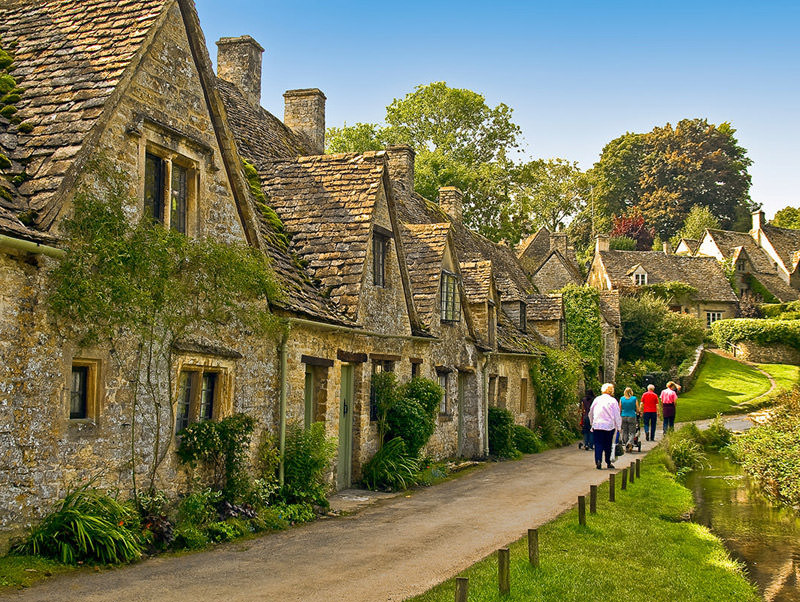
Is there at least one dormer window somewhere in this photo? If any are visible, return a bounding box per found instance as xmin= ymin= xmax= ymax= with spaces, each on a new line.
xmin=633 ymin=268 xmax=647 ymax=286
xmin=440 ymin=271 xmax=461 ymax=323
xmin=372 ymin=230 xmax=389 ymax=287
xmin=519 ymin=302 xmax=527 ymax=333
xmin=144 ymin=150 xmax=197 ymax=235
xmin=736 ymin=259 xmax=746 ymax=272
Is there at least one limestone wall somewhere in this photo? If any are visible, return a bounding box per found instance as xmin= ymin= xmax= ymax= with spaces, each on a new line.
xmin=734 ymin=342 xmax=800 ymax=365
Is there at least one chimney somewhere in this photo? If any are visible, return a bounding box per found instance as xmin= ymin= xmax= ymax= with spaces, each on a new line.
xmin=550 ymin=232 xmax=568 ymax=255
xmin=284 ymin=88 xmax=326 ymax=155
xmin=663 ymin=241 xmax=672 ymax=254
xmin=596 ymin=234 xmax=610 ymax=254
xmin=216 ymin=36 xmax=264 ymax=107
xmin=386 ymin=145 xmax=415 ymax=192
xmin=752 ymin=209 xmax=765 ymax=231
xmin=438 ymin=187 xmax=463 ymax=222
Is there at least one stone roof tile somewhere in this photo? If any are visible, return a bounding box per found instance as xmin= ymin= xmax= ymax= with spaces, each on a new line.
xmin=401 ymin=222 xmax=450 ymax=327
xmin=762 ymin=224 xmax=800 ymax=271
xmin=527 ymin=294 xmax=563 ymax=321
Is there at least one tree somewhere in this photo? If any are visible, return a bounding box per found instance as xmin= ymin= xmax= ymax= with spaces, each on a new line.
xmin=326 ymin=122 xmax=386 ymax=154
xmin=590 ymin=119 xmax=754 ymax=238
xmin=677 ymin=205 xmax=721 ymax=241
xmin=514 ymin=159 xmax=589 ymax=233
xmin=609 ymin=209 xmax=655 ymax=251
xmin=772 ymin=206 xmax=800 ymax=230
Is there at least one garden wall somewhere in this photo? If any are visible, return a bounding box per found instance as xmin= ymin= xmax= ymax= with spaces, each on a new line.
xmin=733 ymin=342 xmax=800 ymax=365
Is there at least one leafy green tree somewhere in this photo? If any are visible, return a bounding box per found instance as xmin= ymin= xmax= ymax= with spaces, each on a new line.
xmin=514 ymin=158 xmax=589 ymax=233
xmin=772 ymin=206 xmax=800 ymax=230
xmin=677 ymin=205 xmax=721 ymax=241
xmin=326 ymin=122 xmax=386 ymax=153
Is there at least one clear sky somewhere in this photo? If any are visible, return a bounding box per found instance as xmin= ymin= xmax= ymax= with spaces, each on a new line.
xmin=196 ymin=0 xmax=800 ymax=218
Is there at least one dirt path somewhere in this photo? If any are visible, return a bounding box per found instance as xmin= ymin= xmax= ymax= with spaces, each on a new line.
xmin=3 ymin=437 xmax=662 ymax=602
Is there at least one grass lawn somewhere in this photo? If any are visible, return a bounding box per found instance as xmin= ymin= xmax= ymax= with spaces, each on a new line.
xmin=0 ymin=555 xmax=77 ymax=592
xmin=677 ymin=353 xmax=771 ymax=422
xmin=756 ymin=363 xmax=800 ymax=397
xmin=410 ymin=450 xmax=757 ymax=602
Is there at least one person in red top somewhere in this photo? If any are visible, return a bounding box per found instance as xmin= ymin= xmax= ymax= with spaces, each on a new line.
xmin=641 ymin=384 xmax=659 ymax=441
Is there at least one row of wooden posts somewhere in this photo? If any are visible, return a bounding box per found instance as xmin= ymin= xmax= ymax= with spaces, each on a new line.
xmin=454 ymin=458 xmax=642 ymax=601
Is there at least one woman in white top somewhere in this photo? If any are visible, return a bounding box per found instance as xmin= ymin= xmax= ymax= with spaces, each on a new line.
xmin=589 ymin=383 xmax=622 ymax=470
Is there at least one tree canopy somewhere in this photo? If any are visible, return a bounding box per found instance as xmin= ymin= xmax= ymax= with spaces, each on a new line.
xmin=772 ymin=206 xmax=800 ymax=230
xmin=674 ymin=205 xmax=721 ymax=244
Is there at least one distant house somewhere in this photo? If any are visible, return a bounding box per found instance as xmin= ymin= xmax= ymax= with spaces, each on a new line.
xmin=675 ymin=238 xmax=700 ymax=256
xmin=517 ymin=227 xmax=583 ymax=293
xmin=588 ymin=236 xmax=739 ymax=328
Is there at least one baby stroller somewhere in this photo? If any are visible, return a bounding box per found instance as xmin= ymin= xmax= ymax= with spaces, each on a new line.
xmin=631 ymin=413 xmax=643 ymax=453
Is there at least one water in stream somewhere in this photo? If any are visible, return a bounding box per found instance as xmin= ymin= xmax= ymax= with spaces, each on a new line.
xmin=686 ymin=453 xmax=800 ymax=601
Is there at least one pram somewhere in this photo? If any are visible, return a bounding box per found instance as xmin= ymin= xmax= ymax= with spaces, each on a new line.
xmin=630 ymin=413 xmax=643 ymax=452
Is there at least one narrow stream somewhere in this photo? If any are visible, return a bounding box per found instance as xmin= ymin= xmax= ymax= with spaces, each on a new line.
xmin=686 ymin=453 xmax=800 ymax=601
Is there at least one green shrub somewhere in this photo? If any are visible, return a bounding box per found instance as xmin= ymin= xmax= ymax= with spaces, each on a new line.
xmin=177 ymin=488 xmax=221 ymax=527
xmin=700 ymin=415 xmax=732 ymax=451
xmin=616 ymin=359 xmax=661 ymax=394
xmin=12 ymin=484 xmax=143 ymax=564
xmin=513 ymin=424 xmax=544 ymax=454
xmin=386 ymin=397 xmax=435 ymax=458
xmin=609 ymin=236 xmax=637 ymax=250
xmin=362 ymin=437 xmax=419 ymax=491
xmin=205 ymin=521 xmax=239 ymax=543
xmin=744 ymin=274 xmax=779 ymax=304
xmin=399 ymin=377 xmax=443 ymax=416
xmin=254 ymin=508 xmax=289 ymax=531
xmin=371 ymin=371 xmax=400 ymax=445
xmin=665 ymin=426 xmax=707 ymax=475
xmin=530 ymin=346 xmax=582 ymax=444
xmin=274 ymin=502 xmax=316 ymax=524
xmin=172 ymin=525 xmax=208 ymax=550
xmin=561 ymin=285 xmax=603 ymax=380
xmin=711 ymin=318 xmax=800 ymax=351
xmin=279 ymin=421 xmax=337 ymax=507
xmin=488 ymin=407 xmax=518 ymax=458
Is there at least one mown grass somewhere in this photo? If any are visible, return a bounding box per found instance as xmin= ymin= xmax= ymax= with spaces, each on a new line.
xmin=0 ymin=555 xmax=76 ymax=591
xmin=756 ymin=362 xmax=800 ymax=395
xmin=677 ymin=353 xmax=771 ymax=421
xmin=411 ymin=449 xmax=758 ymax=602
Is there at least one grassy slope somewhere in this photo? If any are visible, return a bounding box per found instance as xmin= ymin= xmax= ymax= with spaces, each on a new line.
xmin=757 ymin=363 xmax=800 ymax=397
xmin=677 ymin=353 xmax=771 ymax=422
xmin=411 ymin=450 xmax=757 ymax=602
xmin=0 ymin=556 xmax=76 ymax=591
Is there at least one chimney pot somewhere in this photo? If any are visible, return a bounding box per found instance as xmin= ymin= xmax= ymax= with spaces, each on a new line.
xmin=216 ymin=36 xmax=264 ymax=107
xmin=438 ymin=187 xmax=463 ymax=222
xmin=284 ymin=88 xmax=326 ymax=155
xmin=386 ymin=145 xmax=415 ymax=193
xmin=596 ymin=234 xmax=610 ymax=254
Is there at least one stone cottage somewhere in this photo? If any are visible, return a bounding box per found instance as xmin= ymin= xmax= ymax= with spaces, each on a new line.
xmin=517 ymin=227 xmax=583 ymax=293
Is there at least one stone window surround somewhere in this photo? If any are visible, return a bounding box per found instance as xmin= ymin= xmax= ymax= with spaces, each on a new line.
xmin=64 ymin=352 xmax=104 ymax=424
xmin=436 ymin=366 xmax=455 ymax=419
xmin=633 ymin=270 xmax=647 ymax=286
xmin=173 ymin=353 xmax=235 ymax=434
xmin=372 ymin=225 xmax=393 ymax=288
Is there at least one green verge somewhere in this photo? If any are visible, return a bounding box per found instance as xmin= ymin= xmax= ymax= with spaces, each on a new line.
xmin=0 ymin=556 xmax=76 ymax=591
xmin=676 ymin=353 xmax=770 ymax=422
xmin=756 ymin=363 xmax=800 ymax=397
xmin=411 ymin=450 xmax=757 ymax=602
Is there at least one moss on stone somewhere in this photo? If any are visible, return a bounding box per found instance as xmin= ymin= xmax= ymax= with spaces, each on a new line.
xmin=17 ymin=209 xmax=37 ymax=226
xmin=17 ymin=121 xmax=33 ymax=134
xmin=0 ymin=152 xmax=11 ymax=170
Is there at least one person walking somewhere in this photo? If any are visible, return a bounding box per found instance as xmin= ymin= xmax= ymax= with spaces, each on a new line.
xmin=660 ymin=381 xmax=680 ymax=435
xmin=619 ymin=387 xmax=640 ymax=452
xmin=589 ymin=383 xmax=622 ymax=470
xmin=579 ymin=389 xmax=595 ymax=451
xmin=641 ymin=384 xmax=659 ymax=441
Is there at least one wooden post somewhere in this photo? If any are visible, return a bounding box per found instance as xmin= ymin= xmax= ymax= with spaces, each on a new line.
xmin=609 ymin=473 xmax=616 ymax=502
xmin=636 ymin=458 xmax=641 ymax=478
xmin=590 ymin=485 xmax=597 ymax=514
xmin=578 ymin=495 xmax=586 ymax=526
xmin=528 ymin=529 xmax=539 ymax=567
xmin=622 ymin=467 xmax=628 ymax=490
xmin=455 ymin=577 xmax=469 ymax=602
xmin=629 ymin=461 xmax=635 ymax=483
xmin=498 ymin=548 xmax=510 ymax=595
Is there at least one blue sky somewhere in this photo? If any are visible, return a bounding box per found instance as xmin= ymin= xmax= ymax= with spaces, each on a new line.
xmin=196 ymin=0 xmax=800 ymax=218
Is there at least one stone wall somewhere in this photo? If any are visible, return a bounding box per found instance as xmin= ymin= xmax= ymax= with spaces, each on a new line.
xmin=532 ymin=254 xmax=577 ymax=293
xmin=734 ymin=342 xmax=800 ymax=365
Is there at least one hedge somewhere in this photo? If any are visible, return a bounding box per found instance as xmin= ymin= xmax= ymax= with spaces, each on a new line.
xmin=710 ymin=318 xmax=800 ymax=351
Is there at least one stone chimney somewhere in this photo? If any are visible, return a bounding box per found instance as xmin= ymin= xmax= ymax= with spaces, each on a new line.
xmin=752 ymin=209 xmax=765 ymax=231
xmin=284 ymin=89 xmax=326 ymax=155
xmin=216 ymin=36 xmax=264 ymax=107
xmin=438 ymin=187 xmax=463 ymax=222
xmin=550 ymin=232 xmax=568 ymax=255
xmin=663 ymin=241 xmax=672 ymax=254
xmin=386 ymin=145 xmax=415 ymax=192
xmin=596 ymin=234 xmax=610 ymax=254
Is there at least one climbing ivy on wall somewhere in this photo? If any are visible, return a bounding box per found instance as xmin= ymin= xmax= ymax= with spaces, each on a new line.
xmin=48 ymin=158 xmax=283 ymax=494
xmin=560 ymin=284 xmax=603 ymax=383
xmin=529 ymin=346 xmax=583 ymax=445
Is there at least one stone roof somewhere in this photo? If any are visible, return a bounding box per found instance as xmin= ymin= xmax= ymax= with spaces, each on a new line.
xmin=0 ymin=0 xmax=168 ymax=233
xmin=751 ymin=273 xmax=800 ymax=302
xmin=676 ymin=238 xmax=699 ymax=254
xmin=598 ymin=250 xmax=738 ymax=303
xmin=517 ymin=227 xmax=550 ymax=261
xmin=259 ymin=152 xmax=387 ymax=320
xmin=496 ymin=307 xmax=544 ymax=355
xmin=705 ymin=229 xmax=776 ymax=274
xmin=762 ymin=224 xmax=800 ymax=271
xmin=527 ymin=294 xmax=563 ymax=321
xmin=598 ymin=290 xmax=621 ymax=328
xmin=401 ymin=222 xmax=450 ymax=326
xmin=460 ymin=260 xmax=493 ymax=302
xmin=216 ymin=77 xmax=311 ymax=166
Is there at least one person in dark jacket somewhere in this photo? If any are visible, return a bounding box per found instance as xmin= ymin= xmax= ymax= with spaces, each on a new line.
xmin=578 ymin=389 xmax=595 ymax=450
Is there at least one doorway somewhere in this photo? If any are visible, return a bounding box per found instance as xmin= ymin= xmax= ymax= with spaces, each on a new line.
xmin=337 ymin=364 xmax=355 ymax=489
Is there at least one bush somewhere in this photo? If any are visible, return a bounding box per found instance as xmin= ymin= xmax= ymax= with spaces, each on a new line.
xmin=253 ymin=508 xmax=289 ymax=531
xmin=700 ymin=415 xmax=732 ymax=451
xmin=530 ymin=347 xmax=582 ymax=445
xmin=173 ymin=525 xmax=208 ymax=550
xmin=513 ymin=424 xmax=543 ymax=454
xmin=664 ymin=425 xmax=707 ymax=478
xmin=488 ymin=407 xmax=518 ymax=458
xmin=386 ymin=397 xmax=435 ymax=458
xmin=12 ymin=484 xmax=143 ymax=564
xmin=279 ymin=421 xmax=337 ymax=508
xmin=399 ymin=377 xmax=443 ymax=417
xmin=274 ymin=503 xmax=316 ymax=524
xmin=177 ymin=488 xmax=221 ymax=527
xmin=362 ymin=437 xmax=419 ymax=491
xmin=616 ymin=359 xmax=661 ymax=394
xmin=609 ymin=236 xmax=637 ymax=250
xmin=561 ymin=285 xmax=603 ymax=380
xmin=711 ymin=318 xmax=800 ymax=351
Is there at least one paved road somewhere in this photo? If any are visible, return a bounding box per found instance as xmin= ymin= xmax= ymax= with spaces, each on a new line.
xmin=4 ymin=436 xmax=662 ymax=602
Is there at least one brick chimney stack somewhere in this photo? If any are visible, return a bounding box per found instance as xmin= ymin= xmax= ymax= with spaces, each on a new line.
xmin=284 ymin=89 xmax=326 ymax=155
xmin=216 ymin=36 xmax=264 ymax=107
xmin=438 ymin=187 xmax=463 ymax=222
xmin=596 ymin=234 xmax=610 ymax=254
xmin=386 ymin=145 xmax=415 ymax=192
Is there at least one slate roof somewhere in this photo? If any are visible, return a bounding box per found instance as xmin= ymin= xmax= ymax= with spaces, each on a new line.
xmin=751 ymin=273 xmax=800 ymax=303
xmin=705 ymin=229 xmax=775 ymax=274
xmin=0 ymin=0 xmax=168 ymax=233
xmin=258 ymin=152 xmax=387 ymax=319
xmin=517 ymin=226 xmax=582 ymax=286
xmin=762 ymin=224 xmax=800 ymax=271
xmin=676 ymin=238 xmax=699 ymax=255
xmin=527 ymin=294 xmax=563 ymax=321
xmin=496 ymin=308 xmax=544 ymax=355
xmin=401 ymin=222 xmax=450 ymax=326
xmin=598 ymin=251 xmax=738 ymax=303
xmin=216 ymin=77 xmax=310 ymax=166
xmin=598 ymin=290 xmax=621 ymax=329
xmin=460 ymin=260 xmax=493 ymax=302
xmin=517 ymin=227 xmax=550 ymax=262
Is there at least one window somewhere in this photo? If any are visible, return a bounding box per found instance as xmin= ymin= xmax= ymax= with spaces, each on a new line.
xmin=520 ymin=378 xmax=528 ymax=413
xmin=519 ymin=303 xmax=527 ymax=333
xmin=736 ymin=259 xmax=746 ymax=272
xmin=488 ymin=302 xmax=496 ymax=348
xmin=488 ymin=375 xmax=498 ymax=407
xmin=438 ymin=372 xmax=449 ymax=414
xmin=410 ymin=360 xmax=421 ymax=379
xmin=144 ymin=153 xmax=165 ymax=222
xmin=143 ymin=148 xmax=196 ymax=234
xmin=369 ymin=360 xmax=394 ymax=421
xmin=497 ymin=376 xmax=508 ymax=409
xmin=706 ymin=311 xmax=723 ymax=328
xmin=373 ymin=232 xmax=388 ymax=287
xmin=170 ymin=163 xmax=188 ymax=234
xmin=174 ymin=367 xmax=227 ymax=433
xmin=69 ymin=359 xmax=100 ymax=421
xmin=440 ymin=272 xmax=461 ymax=323
xmin=634 ymin=272 xmax=647 ymax=286
xmin=304 ymin=363 xmax=329 ymax=427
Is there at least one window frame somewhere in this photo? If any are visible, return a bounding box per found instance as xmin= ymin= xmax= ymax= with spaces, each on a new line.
xmin=141 ymin=138 xmax=199 ymax=236
xmin=706 ymin=311 xmax=723 ymax=328
xmin=440 ymin=271 xmax=461 ymax=323
xmin=634 ymin=271 xmax=647 ymax=286
xmin=437 ymin=371 xmax=450 ymax=415
xmin=67 ymin=358 xmax=101 ymax=422
xmin=173 ymin=356 xmax=234 ymax=434
xmin=372 ymin=232 xmax=388 ymax=287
